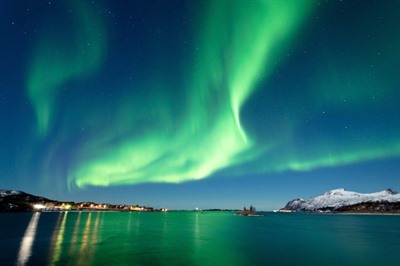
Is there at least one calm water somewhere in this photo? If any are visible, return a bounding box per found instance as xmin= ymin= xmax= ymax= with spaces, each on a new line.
xmin=0 ymin=211 xmax=399 ymax=266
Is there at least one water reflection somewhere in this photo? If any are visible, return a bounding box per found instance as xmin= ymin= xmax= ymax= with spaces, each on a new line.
xmin=45 ymin=212 xmax=102 ymax=265
xmin=8 ymin=212 xmax=397 ymax=266
xmin=69 ymin=212 xmax=82 ymax=255
xmin=47 ymin=211 xmax=64 ymax=262
xmin=194 ymin=213 xmax=200 ymax=248
xmin=16 ymin=212 xmax=41 ymax=266
xmin=88 ymin=212 xmax=101 ymax=263
xmin=51 ymin=211 xmax=68 ymax=264
xmin=76 ymin=212 xmax=100 ymax=266
xmin=127 ymin=212 xmax=132 ymax=233
xmin=75 ymin=212 xmax=92 ymax=265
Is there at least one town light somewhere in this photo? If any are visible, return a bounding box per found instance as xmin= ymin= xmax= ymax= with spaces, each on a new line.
xmin=33 ymin=204 xmax=46 ymax=210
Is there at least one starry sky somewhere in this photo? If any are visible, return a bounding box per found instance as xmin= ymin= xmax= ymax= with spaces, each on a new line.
xmin=1 ymin=0 xmax=399 ymax=210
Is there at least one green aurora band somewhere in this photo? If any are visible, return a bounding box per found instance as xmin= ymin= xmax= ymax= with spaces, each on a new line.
xmin=24 ymin=1 xmax=399 ymax=190
xmin=68 ymin=1 xmax=315 ymax=188
xmin=27 ymin=1 xmax=106 ymax=137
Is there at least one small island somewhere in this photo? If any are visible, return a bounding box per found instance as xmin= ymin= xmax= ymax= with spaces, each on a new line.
xmin=236 ymin=205 xmax=263 ymax=216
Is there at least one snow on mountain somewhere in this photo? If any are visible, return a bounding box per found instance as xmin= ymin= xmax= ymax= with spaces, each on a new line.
xmin=0 ymin=189 xmax=22 ymax=197
xmin=282 ymin=188 xmax=400 ymax=212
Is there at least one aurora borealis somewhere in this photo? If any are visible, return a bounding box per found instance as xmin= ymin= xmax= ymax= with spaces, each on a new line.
xmin=1 ymin=0 xmax=399 ymax=209
xmin=27 ymin=1 xmax=106 ymax=137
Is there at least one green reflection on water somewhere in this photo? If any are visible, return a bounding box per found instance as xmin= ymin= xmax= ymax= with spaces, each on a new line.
xmin=33 ymin=212 xmax=400 ymax=266
xmin=46 ymin=212 xmax=245 ymax=266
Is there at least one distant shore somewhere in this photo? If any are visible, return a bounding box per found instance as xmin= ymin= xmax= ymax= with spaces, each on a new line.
xmin=274 ymin=210 xmax=400 ymax=215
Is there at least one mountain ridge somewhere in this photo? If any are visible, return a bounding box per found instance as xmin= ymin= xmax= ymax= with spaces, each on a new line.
xmin=280 ymin=188 xmax=400 ymax=213
xmin=0 ymin=189 xmax=59 ymax=212
xmin=0 ymin=189 xmax=162 ymax=212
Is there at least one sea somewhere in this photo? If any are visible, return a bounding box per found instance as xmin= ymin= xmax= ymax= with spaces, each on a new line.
xmin=0 ymin=211 xmax=399 ymax=266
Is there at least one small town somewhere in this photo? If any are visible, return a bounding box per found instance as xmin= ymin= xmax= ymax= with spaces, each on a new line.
xmin=0 ymin=189 xmax=168 ymax=212
xmin=32 ymin=201 xmax=168 ymax=212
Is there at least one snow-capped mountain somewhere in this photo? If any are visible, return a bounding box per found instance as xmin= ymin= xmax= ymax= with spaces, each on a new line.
xmin=0 ymin=189 xmax=52 ymax=202
xmin=282 ymin=188 xmax=400 ymax=212
xmin=0 ymin=189 xmax=22 ymax=197
xmin=0 ymin=189 xmax=56 ymax=211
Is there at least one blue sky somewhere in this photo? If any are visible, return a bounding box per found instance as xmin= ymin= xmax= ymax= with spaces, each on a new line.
xmin=1 ymin=0 xmax=399 ymax=210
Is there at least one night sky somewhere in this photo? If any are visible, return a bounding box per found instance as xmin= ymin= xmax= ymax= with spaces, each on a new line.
xmin=1 ymin=0 xmax=399 ymax=210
